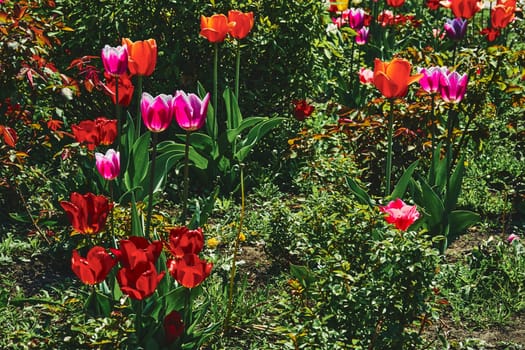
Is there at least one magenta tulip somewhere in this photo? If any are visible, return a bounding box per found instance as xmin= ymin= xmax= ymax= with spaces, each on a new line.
xmin=141 ymin=93 xmax=173 ymax=132
xmin=95 ymin=149 xmax=120 ymax=180
xmin=418 ymin=66 xmax=448 ymax=94
xmin=355 ymin=27 xmax=369 ymax=45
xmin=173 ymin=91 xmax=210 ymax=132
xmin=439 ymin=71 xmax=468 ymax=103
xmin=101 ymin=45 xmax=128 ymax=76
xmin=380 ymin=198 xmax=420 ymax=231
xmin=347 ymin=8 xmax=365 ymax=30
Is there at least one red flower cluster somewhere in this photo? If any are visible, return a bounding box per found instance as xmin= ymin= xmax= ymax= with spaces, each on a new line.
xmin=481 ymin=0 xmax=516 ymax=41
xmin=292 ymin=99 xmax=315 ymax=121
xmin=166 ymin=227 xmax=213 ymax=288
xmin=71 ymin=117 xmax=117 ymax=150
xmin=200 ymin=10 xmax=254 ymax=43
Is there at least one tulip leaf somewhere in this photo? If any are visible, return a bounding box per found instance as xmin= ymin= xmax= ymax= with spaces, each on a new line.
xmin=389 ymin=160 xmax=419 ymax=201
xmin=223 ymin=88 xmax=242 ymax=130
xmin=156 ymin=140 xmax=208 ymax=170
xmin=445 ymin=154 xmax=466 ymax=212
xmin=226 ymin=117 xmax=266 ymax=144
xmin=345 ymin=176 xmax=375 ymax=207
xmin=124 ymin=131 xmax=151 ymax=192
xmin=417 ymin=176 xmax=445 ymax=229
xmin=448 ymin=210 xmax=480 ymax=244
xmin=198 ymin=81 xmax=217 ymax=141
xmin=234 ymin=117 xmax=285 ymax=162
xmin=429 ymin=142 xmax=446 ymax=190
xmin=162 ymin=286 xmax=187 ymax=315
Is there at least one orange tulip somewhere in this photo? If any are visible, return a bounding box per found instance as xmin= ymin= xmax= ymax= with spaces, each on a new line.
xmin=373 ymin=58 xmax=422 ymax=98
xmin=228 ymin=10 xmax=254 ymax=39
xmin=122 ymin=38 xmax=157 ymax=76
xmin=491 ymin=0 xmax=516 ymax=29
xmin=200 ymin=14 xmax=230 ymax=43
xmin=440 ymin=0 xmax=483 ymax=19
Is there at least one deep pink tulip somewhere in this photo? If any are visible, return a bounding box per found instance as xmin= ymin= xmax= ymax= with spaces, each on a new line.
xmin=507 ymin=234 xmax=519 ymax=243
xmin=173 ymin=91 xmax=210 ymax=132
xmin=418 ymin=66 xmax=448 ymax=94
xmin=95 ymin=149 xmax=120 ymax=180
xmin=359 ymin=67 xmax=374 ymax=84
xmin=141 ymin=93 xmax=173 ymax=132
xmin=101 ymin=45 xmax=128 ymax=76
xmin=380 ymin=198 xmax=420 ymax=231
xmin=439 ymin=71 xmax=468 ymax=103
xmin=346 ymin=8 xmax=366 ymax=29
xmin=355 ymin=27 xmax=369 ymax=45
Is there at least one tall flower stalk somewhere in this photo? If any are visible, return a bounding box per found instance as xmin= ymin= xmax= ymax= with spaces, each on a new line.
xmin=385 ymin=98 xmax=395 ymax=196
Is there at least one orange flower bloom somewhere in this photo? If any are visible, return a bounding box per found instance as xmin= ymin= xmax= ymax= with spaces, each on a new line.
xmin=121 ymin=38 xmax=157 ymax=76
xmin=491 ymin=0 xmax=516 ymax=29
xmin=200 ymin=14 xmax=230 ymax=43
xmin=228 ymin=10 xmax=254 ymax=39
xmin=373 ymin=58 xmax=422 ymax=98
xmin=440 ymin=0 xmax=483 ymax=19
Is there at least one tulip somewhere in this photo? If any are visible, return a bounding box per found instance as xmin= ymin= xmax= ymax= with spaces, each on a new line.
xmin=332 ymin=16 xmax=347 ymax=28
xmin=166 ymin=227 xmax=205 ymax=259
xmin=387 ymin=0 xmax=406 ymax=7
xmin=346 ymin=8 xmax=365 ymax=30
xmin=140 ymin=92 xmax=173 ymax=132
xmin=117 ymin=261 xmax=165 ymax=300
xmin=359 ymin=67 xmax=374 ymax=84
xmin=167 ymin=254 xmax=213 ymax=288
xmin=373 ymin=58 xmax=422 ymax=98
xmin=121 ymin=38 xmax=157 ymax=77
xmin=418 ymin=66 xmax=448 ymax=94
xmin=113 ymin=236 xmax=163 ymax=270
xmin=200 ymin=14 xmax=230 ymax=43
xmin=164 ymin=311 xmax=185 ymax=344
xmin=355 ymin=27 xmax=369 ymax=45
xmin=491 ymin=0 xmax=516 ymax=29
xmin=228 ymin=10 xmax=254 ymax=39
xmin=172 ymin=91 xmax=210 ymax=132
xmin=101 ymin=45 xmax=128 ymax=76
xmin=443 ymin=18 xmax=468 ymax=41
xmin=329 ymin=0 xmax=349 ymax=11
xmin=292 ymin=99 xmax=315 ymax=121
xmin=439 ymin=71 xmax=468 ymax=103
xmin=71 ymin=246 xmax=117 ymax=285
xmin=380 ymin=198 xmax=420 ymax=231
xmin=481 ymin=27 xmax=500 ymax=41
xmin=95 ymin=117 xmax=118 ymax=146
xmin=103 ymin=72 xmax=135 ymax=107
xmin=440 ymin=0 xmax=483 ymax=19
xmin=60 ymin=192 xmax=112 ymax=235
xmin=95 ymin=149 xmax=120 ymax=180
xmin=507 ymin=234 xmax=520 ymax=243
xmin=71 ymin=120 xmax=100 ymax=151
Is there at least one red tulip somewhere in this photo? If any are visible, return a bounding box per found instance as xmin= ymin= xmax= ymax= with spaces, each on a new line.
xmin=387 ymin=0 xmax=405 ymax=8
xmin=103 ymin=72 xmax=135 ymax=107
xmin=167 ymin=254 xmax=213 ymax=288
xmin=95 ymin=117 xmax=117 ymax=146
xmin=200 ymin=14 xmax=230 ymax=43
xmin=164 ymin=311 xmax=185 ymax=344
xmin=373 ymin=57 xmax=422 ymax=98
xmin=166 ymin=226 xmax=205 ymax=259
xmin=380 ymin=198 xmax=420 ymax=231
xmin=71 ymin=120 xmax=100 ymax=150
xmin=117 ymin=261 xmax=165 ymax=300
xmin=112 ymin=236 xmax=163 ymax=270
xmin=71 ymin=246 xmax=117 ymax=285
xmin=491 ymin=0 xmax=516 ymax=29
xmin=228 ymin=10 xmax=254 ymax=39
xmin=121 ymin=38 xmax=157 ymax=77
xmin=60 ymin=192 xmax=112 ymax=234
xmin=292 ymin=99 xmax=315 ymax=121
xmin=440 ymin=0 xmax=483 ymax=19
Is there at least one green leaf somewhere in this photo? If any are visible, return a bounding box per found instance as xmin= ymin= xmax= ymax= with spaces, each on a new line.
xmin=198 ymin=81 xmax=217 ymax=141
xmin=417 ymin=177 xmax=445 ymax=229
xmin=445 ymin=155 xmax=466 ymax=212
xmin=223 ymin=88 xmax=243 ymax=130
xmin=234 ymin=117 xmax=285 ymax=161
xmin=124 ymin=131 xmax=151 ymax=191
xmin=290 ymin=263 xmax=316 ymax=288
xmin=156 ymin=140 xmax=208 ymax=170
xmin=345 ymin=176 xmax=375 ymax=207
xmin=226 ymin=117 xmax=266 ymax=144
xmin=448 ymin=210 xmax=480 ymax=241
xmin=429 ymin=142 xmax=446 ymax=190
xmin=389 ymin=160 xmax=419 ymax=201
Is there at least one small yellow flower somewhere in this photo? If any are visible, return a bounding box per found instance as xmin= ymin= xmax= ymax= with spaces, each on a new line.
xmin=238 ymin=232 xmax=246 ymax=242
xmin=207 ymin=237 xmax=220 ymax=249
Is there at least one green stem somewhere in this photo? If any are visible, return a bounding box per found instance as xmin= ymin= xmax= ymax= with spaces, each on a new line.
xmin=224 ymin=165 xmax=245 ymax=334
xmin=115 ymin=76 xmax=121 ymax=152
xmin=349 ymin=39 xmax=356 ymax=89
xmin=235 ymin=41 xmax=241 ymax=100
xmin=135 ymin=299 xmax=144 ymax=342
xmin=182 ymin=131 xmax=190 ymax=222
xmin=145 ymin=132 xmax=158 ymax=236
xmin=184 ymin=288 xmax=193 ymax=330
xmin=213 ymin=43 xmax=219 ymax=129
xmin=385 ymin=99 xmax=394 ymax=197
xmin=110 ymin=180 xmax=115 ymax=239
xmin=135 ymin=75 xmax=143 ymax=138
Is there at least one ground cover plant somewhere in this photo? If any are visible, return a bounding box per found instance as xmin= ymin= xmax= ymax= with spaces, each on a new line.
xmin=1 ymin=0 xmax=525 ymax=349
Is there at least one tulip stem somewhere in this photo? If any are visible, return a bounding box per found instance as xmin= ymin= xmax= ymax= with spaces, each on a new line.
xmin=224 ymin=164 xmax=245 ymax=334
xmin=145 ymin=132 xmax=158 ymax=237
xmin=115 ymin=76 xmax=121 ymax=153
xmin=385 ymin=98 xmax=394 ymax=197
xmin=235 ymin=41 xmax=241 ymax=100
xmin=135 ymin=75 xmax=143 ymax=139
xmin=110 ymin=181 xmax=115 ymax=238
xmin=213 ymin=43 xmax=219 ymax=129
xmin=181 ymin=131 xmax=190 ymax=222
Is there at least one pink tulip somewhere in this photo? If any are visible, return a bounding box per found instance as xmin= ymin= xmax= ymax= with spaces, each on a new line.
xmin=380 ymin=198 xmax=420 ymax=231
xmin=359 ymin=67 xmax=374 ymax=84
xmin=101 ymin=45 xmax=128 ymax=76
xmin=355 ymin=27 xmax=369 ymax=45
xmin=141 ymin=93 xmax=173 ymax=133
xmin=439 ymin=71 xmax=468 ymax=103
xmin=346 ymin=8 xmax=366 ymax=30
xmin=173 ymin=91 xmax=210 ymax=132
xmin=507 ymin=234 xmax=519 ymax=243
xmin=95 ymin=149 xmax=120 ymax=180
xmin=418 ymin=66 xmax=448 ymax=94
